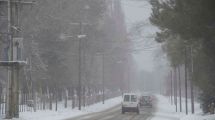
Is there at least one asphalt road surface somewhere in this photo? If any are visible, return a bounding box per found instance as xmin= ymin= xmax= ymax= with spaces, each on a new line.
xmin=66 ymin=105 xmax=155 ymax=120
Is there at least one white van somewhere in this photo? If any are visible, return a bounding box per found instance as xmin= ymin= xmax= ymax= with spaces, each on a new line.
xmin=121 ymin=93 xmax=140 ymax=114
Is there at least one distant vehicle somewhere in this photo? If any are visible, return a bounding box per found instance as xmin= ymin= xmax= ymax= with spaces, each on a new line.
xmin=139 ymin=95 xmax=153 ymax=107
xmin=121 ymin=93 xmax=140 ymax=114
xmin=26 ymin=100 xmax=34 ymax=107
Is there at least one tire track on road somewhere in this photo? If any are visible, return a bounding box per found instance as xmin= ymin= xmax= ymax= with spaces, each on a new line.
xmin=66 ymin=97 xmax=156 ymax=120
xmin=128 ymin=114 xmax=136 ymax=120
xmin=65 ymin=104 xmax=121 ymax=120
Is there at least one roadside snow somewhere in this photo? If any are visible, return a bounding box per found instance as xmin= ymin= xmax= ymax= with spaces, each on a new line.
xmin=151 ymin=95 xmax=181 ymax=120
xmin=180 ymin=114 xmax=215 ymax=120
xmin=11 ymin=96 xmax=122 ymax=120
xmin=4 ymin=94 xmax=215 ymax=120
xmin=152 ymin=95 xmax=215 ymax=120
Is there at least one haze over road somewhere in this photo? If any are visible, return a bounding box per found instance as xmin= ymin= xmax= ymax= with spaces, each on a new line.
xmin=66 ymin=105 xmax=154 ymax=120
xmin=66 ymin=97 xmax=180 ymax=120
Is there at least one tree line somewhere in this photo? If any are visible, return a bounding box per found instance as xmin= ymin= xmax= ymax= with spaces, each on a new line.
xmin=149 ymin=0 xmax=215 ymax=113
xmin=0 ymin=0 xmax=130 ymax=113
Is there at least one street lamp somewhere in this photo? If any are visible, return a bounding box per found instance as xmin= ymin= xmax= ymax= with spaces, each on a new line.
xmin=116 ymin=60 xmax=124 ymax=95
xmin=59 ymin=33 xmax=73 ymax=41
xmin=59 ymin=32 xmax=87 ymax=110
xmin=117 ymin=55 xmax=132 ymax=93
xmin=60 ymin=4 xmax=90 ymax=110
xmin=59 ymin=33 xmax=87 ymax=41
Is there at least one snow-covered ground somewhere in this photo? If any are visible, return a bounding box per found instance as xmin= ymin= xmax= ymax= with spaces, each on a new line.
xmin=9 ymin=96 xmax=122 ymax=120
xmin=150 ymin=95 xmax=181 ymax=120
xmin=180 ymin=114 xmax=215 ymax=120
xmin=152 ymin=95 xmax=215 ymax=120
xmin=2 ymin=94 xmax=215 ymax=120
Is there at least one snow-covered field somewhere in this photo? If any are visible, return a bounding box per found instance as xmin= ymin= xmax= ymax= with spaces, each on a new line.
xmin=10 ymin=96 xmax=122 ymax=120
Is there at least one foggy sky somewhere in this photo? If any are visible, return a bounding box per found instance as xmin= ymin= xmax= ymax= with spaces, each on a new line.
xmin=122 ymin=0 xmax=160 ymax=72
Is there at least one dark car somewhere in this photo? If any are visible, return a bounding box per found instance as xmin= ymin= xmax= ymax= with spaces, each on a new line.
xmin=26 ymin=100 xmax=34 ymax=107
xmin=139 ymin=95 xmax=152 ymax=107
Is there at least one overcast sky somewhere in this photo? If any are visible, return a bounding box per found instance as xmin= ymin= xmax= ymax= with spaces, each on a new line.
xmin=122 ymin=0 xmax=160 ymax=72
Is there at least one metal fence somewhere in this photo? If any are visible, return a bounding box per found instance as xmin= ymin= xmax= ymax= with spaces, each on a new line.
xmin=0 ymin=90 xmax=121 ymax=117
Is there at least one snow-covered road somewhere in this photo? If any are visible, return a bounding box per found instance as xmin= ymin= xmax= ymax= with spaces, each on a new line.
xmin=66 ymin=95 xmax=180 ymax=120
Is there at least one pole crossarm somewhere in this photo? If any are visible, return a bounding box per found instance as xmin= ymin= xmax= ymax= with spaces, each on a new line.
xmin=0 ymin=61 xmax=27 ymax=67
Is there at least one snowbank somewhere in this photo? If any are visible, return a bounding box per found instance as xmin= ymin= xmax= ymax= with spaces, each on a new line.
xmin=4 ymin=94 xmax=215 ymax=120
xmin=151 ymin=95 xmax=180 ymax=120
xmin=11 ymin=96 xmax=122 ymax=120
xmin=152 ymin=95 xmax=203 ymax=120
xmin=180 ymin=114 xmax=215 ymax=120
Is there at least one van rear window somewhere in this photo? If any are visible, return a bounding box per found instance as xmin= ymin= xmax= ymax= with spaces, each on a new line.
xmin=124 ymin=95 xmax=130 ymax=102
xmin=131 ymin=95 xmax=137 ymax=102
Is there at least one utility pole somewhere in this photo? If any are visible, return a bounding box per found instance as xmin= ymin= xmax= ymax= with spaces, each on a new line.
xmin=13 ymin=1 xmax=22 ymax=117
xmin=170 ymin=70 xmax=173 ymax=105
xmin=173 ymin=68 xmax=175 ymax=106
xmin=190 ymin=46 xmax=194 ymax=114
xmin=127 ymin=57 xmax=130 ymax=92
xmin=77 ymin=4 xmax=89 ymax=111
xmin=6 ymin=0 xmax=12 ymax=118
xmin=185 ymin=47 xmax=188 ymax=115
xmin=4 ymin=0 xmax=32 ymax=118
xmin=102 ymin=54 xmax=105 ymax=104
xmin=78 ymin=22 xmax=82 ymax=111
xmin=0 ymin=1 xmax=33 ymax=118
